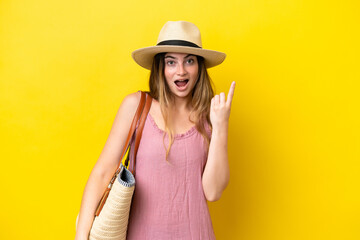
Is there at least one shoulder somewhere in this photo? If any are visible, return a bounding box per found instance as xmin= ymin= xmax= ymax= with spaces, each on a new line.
xmin=120 ymin=91 xmax=142 ymax=110
xmin=115 ymin=91 xmax=142 ymax=124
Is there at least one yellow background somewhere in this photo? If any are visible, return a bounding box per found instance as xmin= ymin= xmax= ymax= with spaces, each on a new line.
xmin=1 ymin=0 xmax=359 ymax=239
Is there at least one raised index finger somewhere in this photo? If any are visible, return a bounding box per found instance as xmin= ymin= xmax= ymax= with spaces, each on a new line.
xmin=226 ymin=81 xmax=236 ymax=106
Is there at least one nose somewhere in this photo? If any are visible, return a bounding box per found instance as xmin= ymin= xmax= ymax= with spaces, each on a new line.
xmin=176 ymin=62 xmax=187 ymax=76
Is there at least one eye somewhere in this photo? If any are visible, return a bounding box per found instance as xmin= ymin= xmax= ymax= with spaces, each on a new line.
xmin=186 ymin=58 xmax=195 ymax=64
xmin=166 ymin=60 xmax=175 ymax=65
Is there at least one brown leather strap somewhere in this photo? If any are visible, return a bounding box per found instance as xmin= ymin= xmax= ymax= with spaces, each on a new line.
xmin=95 ymin=91 xmax=147 ymax=216
xmin=130 ymin=93 xmax=152 ymax=176
xmin=117 ymin=91 xmax=145 ymax=169
xmin=109 ymin=91 xmax=146 ymax=185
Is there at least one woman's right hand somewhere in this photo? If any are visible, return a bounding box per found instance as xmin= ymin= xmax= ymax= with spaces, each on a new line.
xmin=74 ymin=234 xmax=88 ymax=240
xmin=74 ymin=214 xmax=88 ymax=240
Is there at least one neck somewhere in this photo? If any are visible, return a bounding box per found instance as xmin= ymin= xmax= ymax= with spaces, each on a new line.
xmin=169 ymin=94 xmax=192 ymax=113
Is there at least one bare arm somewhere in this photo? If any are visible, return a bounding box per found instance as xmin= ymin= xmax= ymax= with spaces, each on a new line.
xmin=202 ymin=82 xmax=235 ymax=202
xmin=75 ymin=92 xmax=141 ymax=240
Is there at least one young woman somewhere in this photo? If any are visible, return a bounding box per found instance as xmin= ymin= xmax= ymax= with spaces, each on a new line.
xmin=75 ymin=21 xmax=235 ymax=240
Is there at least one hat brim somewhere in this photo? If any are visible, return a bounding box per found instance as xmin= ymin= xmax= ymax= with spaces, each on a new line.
xmin=132 ymin=46 xmax=226 ymax=70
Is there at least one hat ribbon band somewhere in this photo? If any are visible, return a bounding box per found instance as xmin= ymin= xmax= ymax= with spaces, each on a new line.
xmin=156 ymin=40 xmax=201 ymax=48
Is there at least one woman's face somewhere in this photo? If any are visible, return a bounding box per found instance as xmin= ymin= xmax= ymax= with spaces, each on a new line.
xmin=164 ymin=52 xmax=199 ymax=100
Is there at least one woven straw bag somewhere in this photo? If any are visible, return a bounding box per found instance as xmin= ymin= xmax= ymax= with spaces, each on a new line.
xmin=89 ymin=165 xmax=136 ymax=240
xmin=77 ymin=91 xmax=152 ymax=240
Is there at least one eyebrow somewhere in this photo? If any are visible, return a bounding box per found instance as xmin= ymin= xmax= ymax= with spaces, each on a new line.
xmin=164 ymin=54 xmax=195 ymax=59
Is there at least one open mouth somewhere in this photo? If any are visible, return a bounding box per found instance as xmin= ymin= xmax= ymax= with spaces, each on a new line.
xmin=174 ymin=79 xmax=189 ymax=87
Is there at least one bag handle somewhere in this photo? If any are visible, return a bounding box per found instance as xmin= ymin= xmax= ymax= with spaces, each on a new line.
xmin=95 ymin=91 xmax=152 ymax=216
xmin=108 ymin=91 xmax=151 ymax=183
xmin=128 ymin=92 xmax=152 ymax=176
xmin=118 ymin=91 xmax=146 ymax=170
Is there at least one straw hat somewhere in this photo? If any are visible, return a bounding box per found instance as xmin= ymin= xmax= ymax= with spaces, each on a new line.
xmin=132 ymin=21 xmax=226 ymax=70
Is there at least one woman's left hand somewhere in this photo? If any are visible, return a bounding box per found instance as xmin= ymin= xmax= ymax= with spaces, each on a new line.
xmin=210 ymin=81 xmax=236 ymax=130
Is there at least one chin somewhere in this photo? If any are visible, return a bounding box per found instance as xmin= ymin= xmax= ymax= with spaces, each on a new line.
xmin=172 ymin=91 xmax=191 ymax=99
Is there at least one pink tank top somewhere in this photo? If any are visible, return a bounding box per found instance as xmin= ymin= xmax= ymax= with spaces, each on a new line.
xmin=126 ymin=113 xmax=215 ymax=239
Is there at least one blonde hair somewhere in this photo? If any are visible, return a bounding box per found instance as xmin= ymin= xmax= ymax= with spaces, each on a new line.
xmin=148 ymin=53 xmax=214 ymax=161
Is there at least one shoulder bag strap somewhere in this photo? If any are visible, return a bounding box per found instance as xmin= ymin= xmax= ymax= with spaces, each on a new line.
xmin=107 ymin=91 xmax=146 ymax=185
xmin=128 ymin=92 xmax=152 ymax=176
xmin=95 ymin=91 xmax=147 ymax=216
